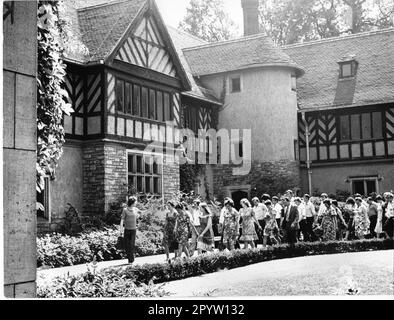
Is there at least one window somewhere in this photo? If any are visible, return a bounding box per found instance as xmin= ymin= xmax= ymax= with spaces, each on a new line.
xmin=37 ymin=177 xmax=50 ymax=221
xmin=115 ymin=77 xmax=173 ymax=122
xmin=350 ymin=176 xmax=378 ymax=196
xmin=184 ymin=106 xmax=198 ymax=133
xmin=291 ymin=74 xmax=297 ymax=91
xmin=339 ymin=60 xmax=357 ymax=78
xmin=127 ymin=153 xmax=162 ymax=196
xmin=339 ymin=111 xmax=383 ymax=141
xmin=230 ymin=75 xmax=241 ymax=93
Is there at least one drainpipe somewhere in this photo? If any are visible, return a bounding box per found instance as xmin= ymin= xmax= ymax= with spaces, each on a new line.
xmin=301 ymin=112 xmax=312 ymax=195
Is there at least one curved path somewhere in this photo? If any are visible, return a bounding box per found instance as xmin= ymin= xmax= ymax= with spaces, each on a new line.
xmin=163 ymin=250 xmax=394 ymax=297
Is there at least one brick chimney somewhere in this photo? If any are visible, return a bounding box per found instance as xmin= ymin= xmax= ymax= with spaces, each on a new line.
xmin=241 ymin=0 xmax=259 ymax=36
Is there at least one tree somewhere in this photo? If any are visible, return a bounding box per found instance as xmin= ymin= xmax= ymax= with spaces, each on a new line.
xmin=259 ymin=0 xmax=394 ymax=45
xmin=179 ymin=0 xmax=239 ymax=42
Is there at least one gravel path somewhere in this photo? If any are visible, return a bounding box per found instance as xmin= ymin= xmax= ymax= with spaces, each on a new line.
xmin=163 ymin=250 xmax=394 ymax=297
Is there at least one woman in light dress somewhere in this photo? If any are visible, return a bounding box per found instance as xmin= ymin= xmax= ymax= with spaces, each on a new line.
xmin=197 ymin=202 xmax=214 ymax=254
xmin=354 ymin=197 xmax=370 ymax=239
xmin=239 ymin=198 xmax=261 ymax=249
xmin=374 ymin=195 xmax=384 ymax=238
xmin=221 ymin=199 xmax=240 ymax=251
xmin=321 ymin=199 xmax=337 ymax=242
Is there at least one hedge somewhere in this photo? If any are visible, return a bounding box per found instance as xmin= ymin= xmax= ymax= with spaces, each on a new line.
xmin=37 ymin=226 xmax=164 ymax=268
xmin=110 ymin=239 xmax=393 ymax=285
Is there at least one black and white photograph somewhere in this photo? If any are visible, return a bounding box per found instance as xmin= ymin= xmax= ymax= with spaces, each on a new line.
xmin=1 ymin=0 xmax=394 ymax=301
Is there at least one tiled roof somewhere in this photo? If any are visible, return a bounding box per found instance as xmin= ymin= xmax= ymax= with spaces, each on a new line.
xmin=283 ymin=28 xmax=394 ymax=110
xmin=167 ymin=26 xmax=221 ymax=105
xmin=73 ymin=0 xmax=146 ymax=63
xmin=182 ymin=34 xmax=303 ymax=77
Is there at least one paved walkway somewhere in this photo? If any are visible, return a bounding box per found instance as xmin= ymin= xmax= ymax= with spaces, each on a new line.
xmin=163 ymin=250 xmax=394 ymax=297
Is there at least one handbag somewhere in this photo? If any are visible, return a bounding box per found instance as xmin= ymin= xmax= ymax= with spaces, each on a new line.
xmin=116 ymin=236 xmax=125 ymax=250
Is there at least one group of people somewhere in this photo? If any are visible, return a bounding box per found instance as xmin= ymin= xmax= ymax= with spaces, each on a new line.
xmin=119 ymin=190 xmax=394 ymax=264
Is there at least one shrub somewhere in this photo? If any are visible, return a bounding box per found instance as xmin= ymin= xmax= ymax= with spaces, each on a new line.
xmin=113 ymin=239 xmax=393 ymax=285
xmin=37 ymin=267 xmax=169 ymax=298
xmin=37 ymin=225 xmax=165 ymax=268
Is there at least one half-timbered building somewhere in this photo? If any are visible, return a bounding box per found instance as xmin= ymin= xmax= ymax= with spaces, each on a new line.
xmin=39 ymin=0 xmax=394 ymax=230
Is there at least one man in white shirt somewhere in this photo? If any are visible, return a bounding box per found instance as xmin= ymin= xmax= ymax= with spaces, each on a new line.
xmin=302 ymin=194 xmax=316 ymax=241
xmin=188 ymin=199 xmax=202 ymax=256
xmin=272 ymin=196 xmax=283 ymax=230
xmin=252 ymin=197 xmax=268 ymax=243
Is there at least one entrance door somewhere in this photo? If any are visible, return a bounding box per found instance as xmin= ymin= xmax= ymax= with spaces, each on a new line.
xmin=231 ymin=190 xmax=248 ymax=210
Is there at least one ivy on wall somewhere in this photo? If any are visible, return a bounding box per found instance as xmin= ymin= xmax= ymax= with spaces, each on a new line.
xmin=36 ymin=1 xmax=72 ymax=192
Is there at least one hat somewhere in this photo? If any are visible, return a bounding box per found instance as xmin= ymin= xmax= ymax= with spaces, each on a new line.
xmin=304 ymin=194 xmax=310 ymax=198
xmin=294 ymin=197 xmax=302 ymax=203
xmin=321 ymin=193 xmax=328 ymax=197
xmin=262 ymin=194 xmax=271 ymax=200
xmin=346 ymin=197 xmax=355 ymax=205
xmin=387 ymin=193 xmax=394 ymax=198
xmin=375 ymin=195 xmax=383 ymax=201
xmin=252 ymin=197 xmax=260 ymax=202
xmin=272 ymin=196 xmax=279 ymax=201
xmin=264 ymin=200 xmax=272 ymax=206
xmin=355 ymin=197 xmax=363 ymax=202
xmin=224 ymin=198 xmax=234 ymax=206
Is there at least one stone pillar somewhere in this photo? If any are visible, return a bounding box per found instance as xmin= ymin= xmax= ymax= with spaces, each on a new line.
xmin=3 ymin=1 xmax=38 ymax=298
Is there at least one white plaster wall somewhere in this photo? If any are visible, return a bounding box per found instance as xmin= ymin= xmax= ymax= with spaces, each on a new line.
xmin=199 ymin=67 xmax=298 ymax=161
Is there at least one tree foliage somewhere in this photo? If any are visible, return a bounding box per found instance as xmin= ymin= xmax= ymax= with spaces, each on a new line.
xmin=259 ymin=0 xmax=394 ymax=45
xmin=37 ymin=1 xmax=73 ymax=192
xmin=179 ymin=0 xmax=239 ymax=42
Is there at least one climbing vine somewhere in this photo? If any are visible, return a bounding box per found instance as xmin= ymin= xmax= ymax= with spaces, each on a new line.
xmin=36 ymin=0 xmax=72 ymax=192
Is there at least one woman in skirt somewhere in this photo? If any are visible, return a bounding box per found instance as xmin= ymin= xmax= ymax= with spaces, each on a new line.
xmin=332 ymin=200 xmax=347 ymax=240
xmin=239 ymin=198 xmax=261 ymax=249
xmin=344 ymin=197 xmax=357 ymax=240
xmin=262 ymin=200 xmax=280 ymax=248
xmin=354 ymin=197 xmax=370 ymax=239
xmin=197 ymin=202 xmax=214 ymax=254
xmin=221 ymin=198 xmax=240 ymax=250
xmin=163 ymin=200 xmax=178 ymax=262
xmin=174 ymin=203 xmax=190 ymax=258
xmin=374 ymin=195 xmax=385 ymax=238
xmin=321 ymin=199 xmax=337 ymax=242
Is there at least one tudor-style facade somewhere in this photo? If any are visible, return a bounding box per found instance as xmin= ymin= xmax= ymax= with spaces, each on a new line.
xmin=40 ymin=0 xmax=218 ymax=231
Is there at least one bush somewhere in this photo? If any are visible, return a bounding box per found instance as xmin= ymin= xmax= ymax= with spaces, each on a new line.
xmin=37 ymin=225 xmax=165 ymax=268
xmin=113 ymin=239 xmax=393 ymax=285
xmin=37 ymin=268 xmax=169 ymax=298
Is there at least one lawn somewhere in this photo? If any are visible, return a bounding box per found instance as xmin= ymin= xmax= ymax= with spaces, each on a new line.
xmin=163 ymin=250 xmax=394 ymax=297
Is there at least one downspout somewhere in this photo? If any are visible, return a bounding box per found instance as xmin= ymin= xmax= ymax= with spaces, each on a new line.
xmin=301 ymin=112 xmax=312 ymax=195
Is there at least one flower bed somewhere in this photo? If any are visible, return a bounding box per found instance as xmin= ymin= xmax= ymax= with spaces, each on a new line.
xmin=112 ymin=239 xmax=393 ymax=285
xmin=37 ymin=226 xmax=164 ymax=268
xmin=37 ymin=270 xmax=169 ymax=298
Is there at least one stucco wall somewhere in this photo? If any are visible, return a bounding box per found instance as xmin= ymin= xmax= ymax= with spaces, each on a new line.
xmin=301 ymin=160 xmax=394 ymax=195
xmin=3 ymin=1 xmax=37 ymax=297
xmin=199 ymin=67 xmax=298 ymax=161
xmin=50 ymin=144 xmax=84 ymax=223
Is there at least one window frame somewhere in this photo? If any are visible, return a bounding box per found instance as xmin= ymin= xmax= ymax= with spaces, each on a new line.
xmin=229 ymin=74 xmax=242 ymax=93
xmin=349 ymin=176 xmax=379 ymax=196
xmin=126 ymin=150 xmax=164 ymax=198
xmin=339 ymin=60 xmax=357 ymax=79
xmin=339 ymin=110 xmax=384 ymax=142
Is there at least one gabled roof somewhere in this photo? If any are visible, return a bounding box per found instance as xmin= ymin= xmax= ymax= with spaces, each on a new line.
xmin=63 ymin=0 xmax=191 ymax=90
xmin=182 ymin=34 xmax=304 ymax=77
xmin=283 ymin=28 xmax=394 ymax=111
xmin=167 ymin=26 xmax=222 ymax=105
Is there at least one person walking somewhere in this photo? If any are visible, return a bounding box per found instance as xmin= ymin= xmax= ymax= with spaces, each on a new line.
xmin=197 ymin=202 xmax=214 ymax=254
xmin=320 ymin=199 xmax=337 ymax=242
xmin=163 ymin=201 xmax=178 ymax=262
xmin=262 ymin=200 xmax=280 ymax=248
xmin=221 ymin=198 xmax=240 ymax=251
xmin=174 ymin=203 xmax=191 ymax=259
xmin=367 ymin=197 xmax=378 ymax=238
xmin=272 ymin=196 xmax=283 ymax=232
xmin=252 ymin=197 xmax=267 ymax=244
xmin=188 ymin=199 xmax=202 ymax=257
xmin=332 ymin=200 xmax=347 ymax=240
xmin=119 ymin=196 xmax=141 ymax=264
xmin=302 ymin=194 xmax=316 ymax=241
xmin=239 ymin=199 xmax=261 ymax=249
xmin=344 ymin=197 xmax=357 ymax=240
xmin=383 ymin=193 xmax=394 ymax=238
xmin=374 ymin=195 xmax=385 ymax=238
xmin=284 ymin=197 xmax=301 ymax=245
xmin=354 ymin=197 xmax=370 ymax=240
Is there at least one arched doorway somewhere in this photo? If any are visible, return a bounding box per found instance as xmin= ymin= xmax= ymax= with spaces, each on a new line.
xmin=231 ymin=190 xmax=248 ymax=210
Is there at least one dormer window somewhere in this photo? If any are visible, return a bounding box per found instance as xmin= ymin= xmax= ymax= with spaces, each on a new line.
xmin=339 ymin=59 xmax=358 ymax=78
xmin=230 ymin=75 xmax=241 ymax=93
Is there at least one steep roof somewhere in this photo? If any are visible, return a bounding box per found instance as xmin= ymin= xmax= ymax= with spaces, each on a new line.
xmin=283 ymin=28 xmax=394 ymax=111
xmin=182 ymin=34 xmax=304 ymax=77
xmin=67 ymin=0 xmax=147 ymax=63
xmin=167 ymin=26 xmax=221 ymax=105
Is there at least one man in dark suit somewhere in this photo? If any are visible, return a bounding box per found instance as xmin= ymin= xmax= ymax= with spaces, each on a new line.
xmin=284 ymin=197 xmax=301 ymax=245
